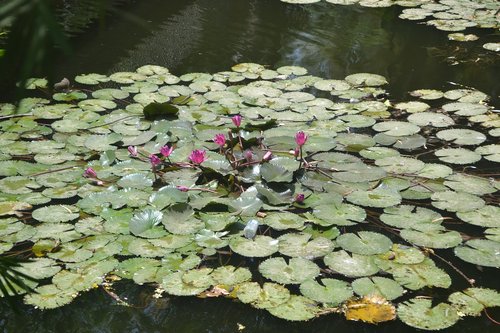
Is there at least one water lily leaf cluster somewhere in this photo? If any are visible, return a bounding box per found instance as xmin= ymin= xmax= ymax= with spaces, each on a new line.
xmin=0 ymin=63 xmax=498 ymax=329
xmin=281 ymin=0 xmax=500 ymax=49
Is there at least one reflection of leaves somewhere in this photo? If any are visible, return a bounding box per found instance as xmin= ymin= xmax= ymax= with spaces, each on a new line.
xmin=0 ymin=0 xmax=70 ymax=100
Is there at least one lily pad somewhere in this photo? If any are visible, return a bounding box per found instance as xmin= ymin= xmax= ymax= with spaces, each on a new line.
xmin=229 ymin=235 xmax=279 ymax=258
xmin=398 ymin=298 xmax=459 ymax=330
xmin=454 ymin=239 xmax=500 ymax=268
xmin=266 ymin=295 xmax=319 ymax=321
xmin=324 ymin=250 xmax=379 ymax=278
xmin=431 ymin=191 xmax=484 ymax=212
xmin=336 ymin=231 xmax=392 ymax=255
xmin=352 ymin=276 xmax=404 ymax=300
xmin=299 ymin=278 xmax=353 ymax=305
xmin=258 ymin=257 xmax=320 ymax=284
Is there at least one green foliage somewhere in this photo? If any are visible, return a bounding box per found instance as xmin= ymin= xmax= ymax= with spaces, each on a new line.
xmin=0 ymin=63 xmax=498 ymax=330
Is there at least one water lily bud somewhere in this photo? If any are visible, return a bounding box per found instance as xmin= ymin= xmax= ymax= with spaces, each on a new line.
xmin=293 ymin=147 xmax=300 ymax=157
xmin=189 ymin=149 xmax=207 ymax=165
xmin=295 ymin=193 xmax=305 ymax=204
xmin=262 ymin=151 xmax=272 ymax=161
xmin=213 ymin=133 xmax=226 ymax=147
xmin=231 ymin=115 xmax=242 ymax=127
xmin=128 ymin=146 xmax=138 ymax=157
xmin=243 ymin=219 xmax=259 ymax=239
xmin=149 ymin=154 xmax=162 ymax=166
xmin=295 ymin=131 xmax=308 ymax=147
xmin=160 ymin=145 xmax=174 ymax=157
xmin=176 ymin=185 xmax=189 ymax=192
xmin=244 ymin=150 xmax=253 ymax=162
xmin=83 ymin=167 xmax=97 ymax=178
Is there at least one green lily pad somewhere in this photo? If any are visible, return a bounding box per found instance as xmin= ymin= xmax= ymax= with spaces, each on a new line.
xmin=324 ymin=250 xmax=379 ymax=278
xmin=475 ymin=144 xmax=500 ymax=163
xmin=435 ymin=148 xmax=482 ymax=165
xmin=372 ymin=121 xmax=420 ymax=136
xmin=387 ymin=258 xmax=451 ymax=290
xmin=431 ymin=191 xmax=485 ymax=212
xmin=32 ymin=205 xmax=80 ymax=223
xmin=448 ymin=291 xmax=484 ymax=317
xmin=346 ymin=188 xmax=401 ymax=208
xmin=0 ymin=201 xmax=32 ymax=217
xmin=345 ymin=73 xmax=387 ymax=87
xmin=162 ymin=271 xmax=209 ymax=296
xmin=299 ymin=278 xmax=353 ymax=305
xmin=444 ymin=173 xmax=497 ymax=195
xmin=454 ymin=239 xmax=500 ymax=268
xmin=211 ymin=266 xmax=251 ymax=286
xmin=278 ymin=233 xmax=334 ymax=259
xmin=400 ymin=229 xmax=462 ymax=249
xmin=352 ymin=276 xmax=404 ymax=300
xmin=236 ymin=282 xmax=290 ymax=309
xmin=129 ymin=209 xmax=163 ymax=236
xmin=24 ymin=284 xmax=76 ymax=309
xmin=336 ymin=231 xmax=392 ymax=255
xmin=398 ymin=298 xmax=459 ymax=330
xmin=407 ymin=112 xmax=454 ymax=127
xmin=229 ymin=235 xmax=279 ymax=258
xmin=436 ymin=129 xmax=486 ymax=145
xmin=259 ymin=257 xmax=320 ymax=284
xmin=267 ymin=295 xmax=319 ymax=322
xmin=312 ymin=203 xmax=366 ymax=226
xmin=263 ymin=212 xmax=305 ymax=230
xmin=457 ymin=206 xmax=500 ymax=227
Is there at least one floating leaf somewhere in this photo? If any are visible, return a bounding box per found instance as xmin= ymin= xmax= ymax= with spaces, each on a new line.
xmin=347 ymin=188 xmax=401 ymax=208
xmin=299 ymin=278 xmax=353 ymax=305
xmin=237 ymin=282 xmax=290 ymax=309
xmin=324 ymin=250 xmax=379 ymax=278
xmin=397 ymin=299 xmax=459 ymax=330
xmin=229 ymin=235 xmax=279 ymax=258
xmin=278 ymin=233 xmax=334 ymax=259
xmin=32 ymin=205 xmax=80 ymax=223
xmin=129 ymin=209 xmax=163 ymax=236
xmin=258 ymin=257 xmax=320 ymax=284
xmin=431 ymin=191 xmax=484 ymax=212
xmin=267 ymin=295 xmax=319 ymax=321
xmin=352 ymin=277 xmax=404 ymax=300
xmin=454 ymin=239 xmax=500 ymax=268
xmin=336 ymin=231 xmax=392 ymax=255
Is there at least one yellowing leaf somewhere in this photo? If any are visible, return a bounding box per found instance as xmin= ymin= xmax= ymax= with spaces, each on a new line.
xmin=343 ymin=295 xmax=396 ymax=324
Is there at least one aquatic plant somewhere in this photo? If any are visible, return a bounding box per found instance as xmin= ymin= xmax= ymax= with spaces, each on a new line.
xmin=0 ymin=63 xmax=498 ymax=330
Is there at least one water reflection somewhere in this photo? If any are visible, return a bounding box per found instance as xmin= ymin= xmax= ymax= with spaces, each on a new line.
xmin=55 ymin=0 xmax=499 ymax=105
xmin=1 ymin=281 xmax=497 ymax=333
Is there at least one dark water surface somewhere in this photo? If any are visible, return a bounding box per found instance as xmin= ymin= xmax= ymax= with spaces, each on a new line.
xmin=54 ymin=0 xmax=499 ymax=105
xmin=1 ymin=0 xmax=499 ymax=332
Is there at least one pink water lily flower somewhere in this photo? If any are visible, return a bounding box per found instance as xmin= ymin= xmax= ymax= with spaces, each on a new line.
xmin=295 ymin=131 xmax=308 ymax=147
xmin=213 ymin=134 xmax=226 ymax=147
xmin=83 ymin=167 xmax=97 ymax=178
xmin=128 ymin=146 xmax=138 ymax=157
xmin=189 ymin=149 xmax=207 ymax=164
xmin=231 ymin=115 xmax=242 ymax=127
xmin=149 ymin=154 xmax=162 ymax=166
xmin=160 ymin=145 xmax=174 ymax=157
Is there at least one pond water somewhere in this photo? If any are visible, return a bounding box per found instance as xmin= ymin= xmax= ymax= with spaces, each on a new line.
xmin=1 ymin=0 xmax=499 ymax=332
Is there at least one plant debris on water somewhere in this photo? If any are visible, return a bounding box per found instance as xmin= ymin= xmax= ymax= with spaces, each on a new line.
xmin=0 ymin=62 xmax=499 ymax=330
